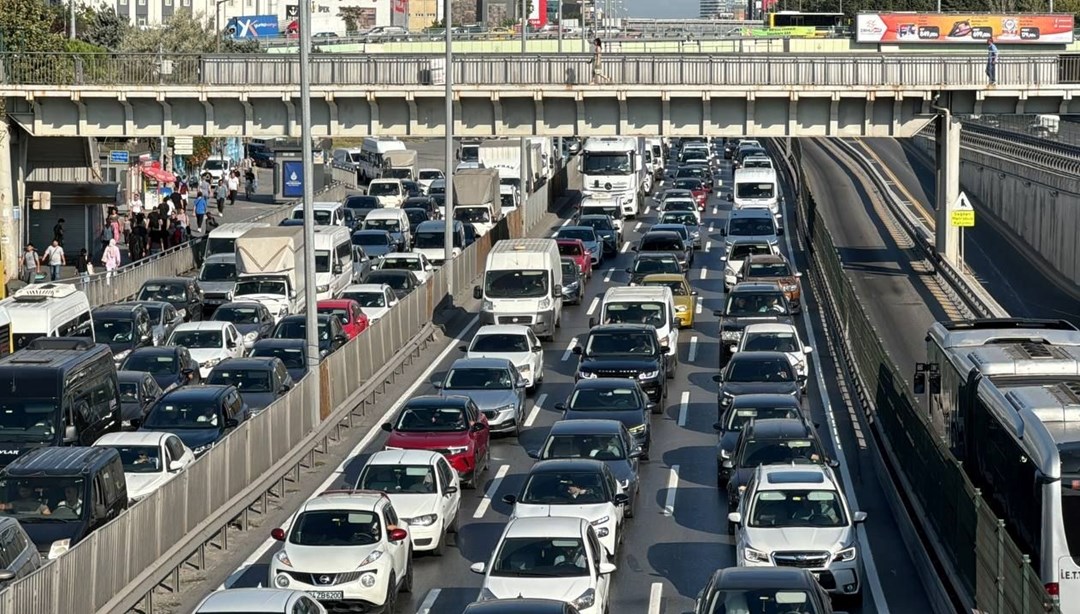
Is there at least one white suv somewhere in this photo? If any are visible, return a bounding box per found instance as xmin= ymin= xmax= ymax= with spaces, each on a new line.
xmin=354 ymin=450 xmax=462 ymax=556
xmin=728 ymin=465 xmax=866 ymax=602
xmin=268 ymin=490 xmax=413 ymax=611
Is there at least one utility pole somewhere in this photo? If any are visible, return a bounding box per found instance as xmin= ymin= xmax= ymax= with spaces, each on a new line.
xmin=521 ymin=0 xmax=528 ymax=53
xmin=443 ymin=0 xmax=455 ymax=293
xmin=298 ymin=0 xmax=321 ymax=427
xmin=69 ymin=0 xmax=76 ymax=39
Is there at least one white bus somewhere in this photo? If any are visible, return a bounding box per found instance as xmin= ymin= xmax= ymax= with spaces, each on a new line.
xmin=358 ymin=138 xmax=406 ymax=183
xmin=1 ymin=284 xmax=94 ymax=351
xmin=313 ymin=226 xmax=354 ymax=300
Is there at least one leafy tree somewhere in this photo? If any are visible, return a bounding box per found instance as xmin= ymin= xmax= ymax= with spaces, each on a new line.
xmin=80 ymin=4 xmax=128 ymax=51
xmin=0 ymin=0 xmax=66 ymax=53
xmin=339 ymin=6 xmax=369 ymax=33
xmin=120 ymin=9 xmax=257 ymax=54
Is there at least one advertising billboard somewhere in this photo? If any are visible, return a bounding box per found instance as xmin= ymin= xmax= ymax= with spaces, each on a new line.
xmin=528 ymin=0 xmax=547 ymax=28
xmin=282 ymin=161 xmax=304 ymax=198
xmin=224 ymin=15 xmax=281 ymax=39
xmin=856 ymin=13 xmax=1074 ymax=44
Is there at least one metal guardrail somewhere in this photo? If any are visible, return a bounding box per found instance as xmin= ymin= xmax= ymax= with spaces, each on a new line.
xmin=0 ymin=52 xmax=1062 ymax=87
xmin=964 ymin=115 xmax=1080 ymax=151
xmin=777 ymin=137 xmax=1054 ymax=614
xmin=925 ymin=121 xmax=1080 ymax=174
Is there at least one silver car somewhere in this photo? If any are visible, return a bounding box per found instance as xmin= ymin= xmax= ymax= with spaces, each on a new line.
xmin=434 ymin=358 xmax=527 ymax=436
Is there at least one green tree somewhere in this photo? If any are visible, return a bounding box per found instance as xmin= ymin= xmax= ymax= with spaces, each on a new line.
xmin=0 ymin=0 xmax=66 ymax=53
xmin=339 ymin=6 xmax=369 ymax=33
xmin=80 ymin=4 xmax=128 ymax=50
xmin=120 ymin=9 xmax=257 ymax=54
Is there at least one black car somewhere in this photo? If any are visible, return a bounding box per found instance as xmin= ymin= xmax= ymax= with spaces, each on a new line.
xmin=270 ymin=314 xmax=349 ymax=357
xmin=351 ymin=230 xmax=398 ymax=259
xmin=250 ymin=338 xmax=309 ymax=382
xmin=575 ymin=214 xmax=619 ymax=255
xmin=723 ymin=140 xmax=740 ymax=159
xmin=206 ymin=357 xmax=294 ymax=413
xmin=364 ymin=269 xmax=421 ymax=299
xmin=464 ymin=599 xmax=580 ymax=614
xmin=341 ymin=207 xmax=361 ymax=231
xmin=714 ymin=351 xmax=802 ymax=415
xmin=560 ymin=257 xmax=584 ymax=305
xmin=130 ymin=300 xmax=184 ymax=346
xmin=626 ymin=252 xmax=682 ymax=286
xmin=116 ymin=370 xmax=164 ymax=424
xmin=137 ymin=385 xmax=249 ymax=456
xmin=403 ymin=207 xmax=431 ymax=234
xmin=136 ymin=278 xmax=205 ymax=322
xmin=211 ymin=301 xmax=276 ymax=349
xmin=91 ymin=304 xmax=154 ymax=363
xmin=573 ymin=324 xmax=668 ymax=406
xmin=343 ymin=194 xmax=382 ymax=222
xmin=636 ymin=230 xmax=691 ymax=271
xmin=404 ymin=197 xmax=439 ymax=219
xmin=556 ymin=378 xmax=652 ymax=459
xmin=724 ymin=418 xmax=834 ymax=512
xmin=713 ymin=393 xmax=805 ymax=484
xmin=401 ymin=179 xmax=422 ymax=198
xmin=119 ymin=346 xmax=200 ymax=391
xmin=694 ymin=567 xmax=839 ymax=614
xmin=714 ymin=283 xmax=795 ymax=358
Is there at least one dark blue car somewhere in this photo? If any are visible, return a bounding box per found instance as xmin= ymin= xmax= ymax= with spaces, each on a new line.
xmin=138 ymin=385 xmax=250 ymax=456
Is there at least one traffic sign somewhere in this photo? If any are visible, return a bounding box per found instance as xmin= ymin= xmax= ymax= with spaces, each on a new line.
xmin=950 ymin=191 xmax=975 ymax=227
xmin=173 ymin=137 xmax=194 ymax=156
xmin=109 ymin=150 xmax=129 ymax=164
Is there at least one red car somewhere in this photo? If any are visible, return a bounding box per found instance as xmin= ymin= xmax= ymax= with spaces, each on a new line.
xmin=316 ymin=299 xmax=370 ymax=339
xmin=673 ymin=178 xmax=708 ymax=210
xmin=381 ymin=395 xmax=491 ymax=488
xmin=557 ymin=238 xmax=593 ymax=278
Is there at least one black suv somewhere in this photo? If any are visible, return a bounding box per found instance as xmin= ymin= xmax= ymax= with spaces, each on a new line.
xmin=136 ymin=277 xmax=205 ymax=322
xmin=714 ymin=351 xmax=803 ymax=412
xmin=714 ymin=282 xmax=794 ymax=359
xmin=573 ymin=324 xmax=668 ymax=408
xmin=713 ymin=393 xmax=806 ymax=484
xmin=636 ymin=230 xmax=691 ymax=271
xmin=626 ymin=252 xmax=682 ymax=286
xmin=695 ymin=567 xmax=841 ymax=614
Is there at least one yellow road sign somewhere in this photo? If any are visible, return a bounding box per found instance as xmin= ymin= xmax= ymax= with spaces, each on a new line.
xmin=951 ymin=192 xmax=975 ymax=227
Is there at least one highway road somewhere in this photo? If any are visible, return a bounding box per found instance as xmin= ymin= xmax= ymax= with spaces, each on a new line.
xmin=172 ymin=145 xmax=937 ymax=614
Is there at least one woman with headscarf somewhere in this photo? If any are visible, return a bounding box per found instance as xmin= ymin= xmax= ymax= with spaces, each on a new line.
xmin=102 ymin=239 xmax=122 ymax=284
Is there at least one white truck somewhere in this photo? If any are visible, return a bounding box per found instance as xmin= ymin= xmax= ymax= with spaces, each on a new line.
xmin=382 ymin=150 xmax=418 ymax=181
xmin=473 ymin=238 xmax=563 ymax=341
xmin=580 ymin=137 xmax=648 ymax=218
xmin=645 ymin=137 xmax=665 ymax=179
xmin=478 ymin=139 xmax=543 ymax=195
xmin=233 ymin=226 xmax=306 ymax=321
xmin=456 ymin=139 xmax=483 ymax=171
xmin=525 ymin=136 xmax=553 ymax=184
xmin=453 ymin=168 xmax=502 ymax=236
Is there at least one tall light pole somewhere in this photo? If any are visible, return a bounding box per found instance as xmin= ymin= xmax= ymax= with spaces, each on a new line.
xmin=298 ymin=0 xmax=320 ymax=427
xmin=557 ymin=0 xmax=563 ymax=53
xmin=69 ymin=0 xmax=76 ymax=39
xmin=443 ymin=0 xmax=455 ymax=291
xmin=216 ymin=0 xmax=232 ymax=53
xmin=521 ymin=0 xmax=528 ymax=53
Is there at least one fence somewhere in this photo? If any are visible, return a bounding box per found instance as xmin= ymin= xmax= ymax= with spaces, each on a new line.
xmin=0 ymin=155 xmax=570 ymax=614
xmin=0 ymin=52 xmax=1063 ymax=88
xmin=778 ymin=138 xmax=1055 ymax=614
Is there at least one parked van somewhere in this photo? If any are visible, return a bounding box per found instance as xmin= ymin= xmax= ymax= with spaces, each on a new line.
xmin=358 ymin=138 xmax=406 ymax=183
xmin=474 ymin=239 xmax=563 ymax=341
xmin=591 ymin=286 xmax=679 ymax=372
xmin=730 ymin=167 xmax=781 ymax=228
xmin=0 ymin=446 xmax=128 ymax=558
xmin=331 ymin=147 xmax=363 ymax=169
xmin=0 ymin=284 xmax=93 ymax=352
xmin=204 ymin=222 xmax=270 ymax=259
xmin=0 ymin=342 xmax=120 ymax=468
xmin=313 ymin=226 xmax=354 ymax=300
xmin=0 ymin=517 xmax=41 ymax=585
xmin=362 ymin=208 xmax=412 ymax=251
xmin=414 ymin=220 xmax=465 ymax=266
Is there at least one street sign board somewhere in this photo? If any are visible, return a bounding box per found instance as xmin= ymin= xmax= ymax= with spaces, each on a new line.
xmin=173 ymin=137 xmax=194 ymax=156
xmin=950 ymin=191 xmax=975 ymax=227
xmin=109 ymin=150 xmax=130 ymax=164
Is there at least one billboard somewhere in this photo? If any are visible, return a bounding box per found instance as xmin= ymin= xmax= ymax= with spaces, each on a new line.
xmin=282 ymin=161 xmax=304 ymax=198
xmin=528 ymin=0 xmax=547 ymax=28
xmin=224 ymin=15 xmax=280 ymax=39
xmin=856 ymin=13 xmax=1074 ymax=44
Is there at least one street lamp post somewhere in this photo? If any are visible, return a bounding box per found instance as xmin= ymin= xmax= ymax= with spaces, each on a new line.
xmin=298 ymin=0 xmax=321 ymax=427
xmin=443 ymin=0 xmax=455 ymax=290
xmin=215 ymin=0 xmax=232 ymax=53
xmin=521 ymin=0 xmax=528 ymax=53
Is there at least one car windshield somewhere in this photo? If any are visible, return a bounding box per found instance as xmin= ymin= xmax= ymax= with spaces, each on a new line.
xmin=252 ymin=346 xmax=305 ymax=369
xmin=726 ymin=357 xmax=795 ymax=383
xmin=674 ymin=179 xmax=703 ymax=190
xmin=288 ymin=510 xmax=382 ymax=546
xmin=736 ymin=182 xmax=775 ymax=199
xmin=344 ymin=196 xmax=380 ymax=210
xmin=368 ymin=272 xmax=410 ymax=290
xmin=169 ymin=330 xmax=223 ymax=348
xmin=725 ymin=407 xmax=802 ymax=431
xmin=143 ymin=400 xmax=221 ymax=430
xmin=726 ymin=292 xmax=789 ymax=316
xmin=213 ymin=305 xmax=263 ymax=324
xmin=405 ymin=210 xmax=428 ymax=225
xmin=235 ymin=280 xmax=287 ymax=296
xmin=274 ymin=320 xmax=330 ymax=342
xmin=586 ymin=331 xmax=657 ymax=355
xmin=640 ymin=236 xmax=683 ymax=251
xmin=676 ymin=167 xmax=705 ymax=179
xmin=748 ymin=262 xmax=791 ymax=277
xmin=314 ymin=251 xmax=333 ymax=273
xmin=741 ymin=438 xmax=821 ymax=468
xmin=542 ymin=434 xmax=626 ymax=461
xmin=663 ymin=201 xmax=696 ymax=212
xmin=344 ymin=291 xmax=386 ymax=308
xmin=455 ymin=208 xmax=490 ymax=223
xmin=578 ymin=217 xmax=613 ymax=231
xmin=203 ymin=160 xmax=226 ymax=171
xmin=743 ymin=159 xmax=771 ymax=169
xmin=744 ymin=333 xmax=800 ymax=353
xmin=140 ymin=304 xmax=164 ymax=320
xmin=353 ymin=232 xmax=389 ymax=246
xmin=207 ymin=369 xmax=271 ymax=392
xmin=661 ymin=213 xmax=698 ymax=227
xmin=382 ymin=257 xmax=423 ymax=272
xmin=414 ymin=231 xmax=445 ymax=249
xmin=365 ymin=219 xmax=401 ymax=232
xmin=558 ymin=243 xmax=584 ymax=257
xmin=97 ymin=318 xmax=134 ymax=344
xmin=730 ymin=244 xmax=772 ymax=260
xmin=561 ymin=261 xmax=580 ymax=279
xmin=569 ymin=387 xmax=641 ymax=410
xmin=705 ymin=589 xmax=813 ymax=614
xmin=643 ymin=279 xmax=688 ymax=296
xmin=558 ymin=228 xmax=596 ymax=243
xmin=293 ymin=210 xmax=334 ymax=225
xmin=122 ymin=353 xmax=177 ymax=375
xmin=368 ymin=183 xmax=400 ymax=196
xmin=199 ymin=262 xmax=237 ymax=282
xmin=491 ymin=537 xmax=589 ymax=577
xmin=632 ymin=258 xmax=680 ymax=276
xmin=138 ymin=283 xmax=186 ymax=303
xmin=520 ymin=471 xmax=608 ymax=505
xmin=581 ymin=206 xmax=619 ymax=219
xmin=749 ymin=489 xmax=846 ymax=527
xmin=444 ymin=367 xmax=513 ymax=390
xmin=729 ymin=218 xmax=775 ymax=236
xmin=471 ymin=333 xmax=530 ymax=353
xmin=357 ymin=464 xmax=437 ymax=494
xmin=583 ymin=152 xmax=632 ymax=175
xmin=118 ymin=381 xmax=141 ymax=402
xmin=484 ymin=270 xmax=549 ymax=299
xmin=394 ymin=406 xmax=468 ymax=432
xmin=0 ymin=478 xmax=85 ymax=521
xmin=501 ymin=194 xmax=516 ymax=208
xmin=419 ymin=170 xmax=442 ymax=180
xmin=0 ymin=398 xmax=60 ymax=443
xmin=603 ymin=302 xmax=666 ymax=328
xmin=109 ymin=445 xmax=166 ymax=474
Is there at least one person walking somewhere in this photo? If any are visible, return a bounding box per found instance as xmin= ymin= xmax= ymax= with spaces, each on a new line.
xmin=52 ymin=218 xmax=65 ymax=247
xmin=591 ymin=37 xmax=610 ymax=84
xmin=102 ymin=239 xmax=122 ymax=284
xmin=986 ymin=37 xmax=998 ymax=85
xmin=227 ymin=171 xmax=239 ymax=206
xmin=20 ymin=244 xmax=40 ymax=284
xmin=194 ymin=190 xmax=208 ymax=233
xmin=42 ymin=240 xmax=65 ymax=281
xmin=215 ymin=180 xmax=228 ymax=215
xmin=75 ymin=248 xmax=91 ymax=285
xmin=244 ymin=167 xmax=256 ymax=199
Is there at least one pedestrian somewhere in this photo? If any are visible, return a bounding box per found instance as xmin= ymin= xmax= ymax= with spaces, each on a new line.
xmin=194 ymin=190 xmax=208 ymax=233
xmin=179 ymin=180 xmax=189 ymax=210
xmin=157 ymin=198 xmax=169 ymax=222
xmin=174 ymin=207 xmax=189 ymax=240
xmin=75 ymin=248 xmax=91 ymax=284
xmin=171 ymin=186 xmax=183 ymax=216
xmin=52 ymin=218 xmax=65 ymax=246
xmin=215 ymin=180 xmax=228 ymax=215
xmin=98 ymin=222 xmax=113 ymax=262
xmin=20 ymin=244 xmax=39 ymax=284
xmin=129 ymin=192 xmax=143 ymax=216
xmin=987 ymin=37 xmax=998 ymax=85
xmin=244 ymin=167 xmax=256 ymax=199
xmin=42 ymin=240 xmax=65 ymax=281
xmin=102 ymin=239 xmax=121 ymax=284
xmin=591 ymin=37 xmax=610 ymax=84
xmin=198 ymin=175 xmax=211 ymax=200
xmin=227 ymin=171 xmax=239 ymax=206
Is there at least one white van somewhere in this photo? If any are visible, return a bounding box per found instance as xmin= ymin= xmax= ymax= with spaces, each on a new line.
xmin=332 ymin=147 xmax=363 ymax=169
xmin=313 ymin=226 xmax=354 ymax=300
xmin=592 ymin=286 xmax=679 ymax=372
xmin=362 ymin=208 xmax=412 ymax=251
xmin=292 ymin=202 xmax=345 ymax=227
xmin=474 ymin=239 xmax=563 ymax=341
xmin=730 ymin=167 xmax=781 ymax=226
xmin=204 ymin=222 xmax=270 ymax=258
xmin=1 ymin=284 xmax=94 ymax=351
xmin=359 ymin=138 xmax=406 ymax=182
xmin=367 ymin=179 xmax=406 ymax=208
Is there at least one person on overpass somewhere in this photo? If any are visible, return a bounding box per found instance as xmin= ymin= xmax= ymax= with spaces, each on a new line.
xmin=591 ymin=38 xmax=610 ymax=84
xmin=986 ymin=37 xmax=998 ymax=85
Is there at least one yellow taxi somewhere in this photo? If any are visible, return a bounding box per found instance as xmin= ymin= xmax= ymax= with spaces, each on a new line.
xmin=640 ymin=273 xmax=696 ymax=328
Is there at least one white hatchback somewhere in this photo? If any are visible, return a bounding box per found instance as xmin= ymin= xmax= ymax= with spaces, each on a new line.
xmin=193 ymin=588 xmax=327 ymax=613
xmin=736 ymin=323 xmax=813 ymax=385
xmin=341 ymin=283 xmax=399 ymax=323
xmin=461 ymin=325 xmax=545 ymax=390
xmin=166 ymin=321 xmax=245 ymax=378
xmin=94 ymin=431 xmax=195 ymax=501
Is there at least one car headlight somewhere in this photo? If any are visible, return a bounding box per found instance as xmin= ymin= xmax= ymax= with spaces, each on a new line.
xmin=383 ymin=445 xmax=403 ymax=451
xmin=112 ymin=349 xmax=132 ymax=362
xmin=578 ymin=371 xmax=597 ymax=379
xmin=482 ymin=299 xmax=493 ymax=310
xmin=479 ymin=588 xmax=498 ymax=601
xmin=357 ymin=549 xmax=384 ymax=567
xmin=744 ymin=547 xmax=770 ymax=564
xmin=493 ymin=404 xmax=515 ymax=415
xmin=538 ymin=297 xmax=552 ymax=310
xmin=618 ymin=478 xmax=630 ymax=491
xmin=445 ymin=446 xmax=469 ymax=455
xmin=407 ymin=514 xmax=438 ymax=527
xmin=275 ymin=550 xmax=293 ymax=567
xmin=572 ymin=589 xmax=596 ymax=610
xmin=659 ymin=336 xmax=670 ymax=348
xmin=192 ymin=443 xmax=213 ymax=455
xmin=316 ymin=284 xmax=330 ymax=293
xmin=675 ymin=305 xmax=688 ymax=313
xmin=833 ymin=546 xmax=857 ymax=562
xmin=48 ymin=539 xmax=70 ymax=559
xmin=721 ymin=330 xmax=741 ymax=341
xmin=244 ymin=331 xmax=258 ymax=342
xmin=638 ymin=370 xmax=659 ymax=380
xmin=226 ymin=290 xmax=234 ymax=301
xmin=591 ymin=516 xmax=610 ymax=526
xmin=628 ymin=424 xmax=647 ymax=435
xmin=720 ymin=392 xmax=734 ymax=406
xmin=720 ymin=448 xmax=731 ymax=459
xmin=783 ymin=283 xmax=798 ymax=292
xmin=516 ymin=363 xmax=531 ymax=373
xmin=724 ymin=267 xmax=736 ymax=278
xmin=202 ymin=357 xmax=222 ymax=369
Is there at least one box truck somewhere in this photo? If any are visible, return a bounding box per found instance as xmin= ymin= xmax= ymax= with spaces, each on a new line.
xmin=233 ymin=226 xmax=306 ymax=320
xmin=453 ymin=168 xmax=502 ymax=236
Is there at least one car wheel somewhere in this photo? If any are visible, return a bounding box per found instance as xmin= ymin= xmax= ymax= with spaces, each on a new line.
xmin=401 ymin=554 xmax=414 ymax=592
xmin=432 ymin=530 xmax=445 ymax=556
xmin=384 ymin=573 xmax=398 ymax=612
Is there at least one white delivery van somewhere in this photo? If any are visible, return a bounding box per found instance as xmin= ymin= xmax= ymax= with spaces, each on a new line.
xmin=367 ymin=178 xmax=406 ymax=208
xmin=474 ymin=239 xmax=563 ymax=341
xmin=413 ymin=220 xmax=465 ymax=267
xmin=292 ymin=202 xmax=345 ymax=227
xmin=730 ymin=167 xmax=781 ymax=228
xmin=591 ymin=286 xmax=679 ymax=373
xmin=362 ymin=208 xmax=412 ymax=251
xmin=1 ymin=284 xmax=94 ymax=351
xmin=313 ymin=226 xmax=354 ymax=300
xmin=358 ymin=137 xmax=406 ymax=182
xmin=204 ymin=222 xmax=270 ymax=258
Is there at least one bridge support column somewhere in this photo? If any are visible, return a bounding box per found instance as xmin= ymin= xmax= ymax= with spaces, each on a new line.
xmin=0 ymin=121 xmax=16 ymax=284
xmin=935 ymin=113 xmax=961 ymax=266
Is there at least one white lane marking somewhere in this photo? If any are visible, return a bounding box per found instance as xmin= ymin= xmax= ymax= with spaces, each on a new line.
xmin=620 ymin=241 xmax=631 ymax=253
xmin=647 ymin=583 xmax=663 ymax=614
xmin=645 ymin=206 xmax=652 ymax=214
xmin=633 ymin=222 xmax=642 ymax=232
xmin=699 ymin=267 xmax=708 ymax=280
xmin=677 ymin=391 xmax=690 ymax=427
xmin=473 ymin=464 xmax=510 ymax=519
xmin=662 ymin=465 xmax=679 ymax=516
xmin=416 ymin=588 xmax=441 ymax=614
xmin=695 ymin=295 xmax=703 ymax=314
xmin=561 ymin=337 xmax=578 ymax=361
xmin=550 ymin=231 xmax=558 ymax=237
xmin=704 ymin=241 xmax=711 ymax=253
xmin=779 ymin=194 xmax=890 ymax=612
xmin=586 ymin=297 xmax=600 ymax=315
xmin=688 ymin=336 xmax=698 ymax=362
xmin=525 ymin=393 xmax=547 ymax=427
xmin=221 ymin=315 xmax=481 ymax=589
xmin=603 ymin=267 xmax=615 ymax=283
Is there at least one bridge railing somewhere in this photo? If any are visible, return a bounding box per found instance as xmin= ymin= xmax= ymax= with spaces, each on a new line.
xmin=0 ymin=52 xmax=1062 ymax=87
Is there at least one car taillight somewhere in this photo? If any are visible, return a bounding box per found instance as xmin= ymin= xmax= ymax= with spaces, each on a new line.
xmin=1046 ymin=582 xmax=1060 ymax=600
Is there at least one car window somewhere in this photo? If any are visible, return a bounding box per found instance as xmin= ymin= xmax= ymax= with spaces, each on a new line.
xmin=288 ymin=510 xmax=382 ymax=546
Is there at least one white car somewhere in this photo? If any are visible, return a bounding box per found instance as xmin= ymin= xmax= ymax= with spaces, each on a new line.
xmin=193 ymin=588 xmax=327 ymax=613
xmin=417 ymin=168 xmax=444 ymax=194
xmin=461 ymin=325 xmax=545 ymax=390
xmin=471 ymin=516 xmax=615 ymax=614
xmin=166 ymin=322 xmax=245 ymax=378
xmin=721 ymin=240 xmax=781 ymax=290
xmin=268 ymin=491 xmax=413 ymax=610
xmin=658 ymin=198 xmax=701 ymax=223
xmin=378 ymin=253 xmax=434 ymax=285
xmin=341 ymin=283 xmax=399 ymax=323
xmin=736 ymin=323 xmax=813 ymax=385
xmin=502 ymin=460 xmax=626 ymax=559
xmin=355 ymin=450 xmax=462 ymax=555
xmin=93 ymin=431 xmax=195 ymax=501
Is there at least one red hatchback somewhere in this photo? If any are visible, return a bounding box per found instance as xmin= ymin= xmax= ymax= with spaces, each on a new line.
xmin=317 ymin=299 xmax=370 ymax=339
xmin=673 ymin=178 xmax=708 ymax=210
xmin=381 ymin=395 xmax=491 ymax=488
xmin=557 ymin=238 xmax=593 ymax=278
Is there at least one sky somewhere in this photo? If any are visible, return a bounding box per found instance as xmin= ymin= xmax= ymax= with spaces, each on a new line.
xmin=611 ymin=0 xmax=701 ymax=19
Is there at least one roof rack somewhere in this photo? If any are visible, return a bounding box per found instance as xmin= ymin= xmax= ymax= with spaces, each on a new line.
xmin=13 ymin=283 xmax=78 ymax=302
xmin=25 ymin=337 xmax=95 ymax=351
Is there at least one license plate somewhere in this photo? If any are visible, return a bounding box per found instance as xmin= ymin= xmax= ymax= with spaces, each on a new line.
xmin=307 ymin=591 xmax=344 ymax=600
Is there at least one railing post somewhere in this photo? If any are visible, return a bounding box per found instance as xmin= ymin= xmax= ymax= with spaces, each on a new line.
xmin=996 ymin=518 xmax=1005 ymax=614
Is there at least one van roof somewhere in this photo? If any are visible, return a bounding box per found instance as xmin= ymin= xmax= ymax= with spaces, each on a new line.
xmin=3 ymin=446 xmax=118 ymax=478
xmin=734 ymin=167 xmax=778 ymax=180
xmin=0 ymin=286 xmax=91 ymax=335
xmin=207 ymin=222 xmax=270 ymax=238
xmin=489 ymin=238 xmax=558 ymax=255
xmin=0 ymin=345 xmax=111 ymax=371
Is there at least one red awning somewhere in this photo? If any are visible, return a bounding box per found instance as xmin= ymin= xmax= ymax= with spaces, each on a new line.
xmin=140 ymin=166 xmax=176 ymax=184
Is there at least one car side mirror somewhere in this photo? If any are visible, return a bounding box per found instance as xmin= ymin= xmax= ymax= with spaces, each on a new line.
xmin=853 ymin=511 xmax=868 ymax=523
xmin=614 ymin=492 xmax=630 ymax=506
xmin=63 ymin=426 xmax=77 ymax=443
xmin=181 ymin=368 xmax=195 ymax=377
xmin=719 ymin=228 xmax=727 ymax=236
xmin=727 ymin=511 xmax=742 ymax=525
xmin=797 ymin=375 xmax=807 ymax=385
xmin=502 ymin=494 xmax=517 ymax=505
xmin=431 ymin=380 xmax=443 ymax=389
xmin=130 ymin=419 xmax=142 ymax=429
xmin=526 ymin=449 xmax=540 ymax=459
xmin=660 ymin=346 xmax=671 ymax=355
xmin=828 ymin=459 xmax=840 ymax=468
xmin=713 ymin=310 xmax=724 ymax=316
xmin=587 ymin=317 xmax=597 ymax=328
xmin=629 ymin=447 xmax=643 ymax=459
xmin=473 ymin=286 xmax=482 ymax=300
xmin=803 ymin=346 xmax=813 ymax=354
xmin=795 ymin=271 xmax=802 ymax=278
xmin=572 ymin=346 xmax=583 ymax=355
xmin=599 ymin=562 xmax=617 ymax=575
xmin=726 ymin=193 xmax=733 ymax=202
xmin=335 ymin=334 xmax=349 ymax=344
xmin=271 ymin=528 xmax=286 ymax=541
xmin=333 ymin=264 xmax=343 ymax=274
xmin=722 ymin=459 xmax=734 ymax=469
xmin=470 ymin=562 xmax=486 ymax=574
xmin=444 ymin=485 xmax=458 ymax=495
xmin=471 ymin=422 xmax=486 ymax=432
xmin=381 ymin=422 xmax=393 ymax=432
xmin=532 ymin=345 xmax=542 ymax=352
xmin=459 ymin=345 xmax=468 ymax=352
xmin=624 ymin=268 xmax=632 ymax=274
xmin=225 ymin=418 xmax=239 ymax=428
xmin=712 ymin=374 xmax=724 ymax=383
xmin=713 ymin=421 xmax=724 ymax=431
xmin=554 ymin=402 xmax=567 ymax=411
xmin=388 ymin=528 xmax=409 ymax=542
xmin=0 ymin=569 xmax=15 ymax=582
xmin=777 ymin=226 xmax=785 ymax=235
xmin=168 ymin=460 xmax=184 ymax=472
xmin=691 ymin=291 xmax=698 ymax=295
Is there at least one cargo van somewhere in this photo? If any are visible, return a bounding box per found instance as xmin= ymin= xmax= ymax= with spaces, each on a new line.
xmin=204 ymin=222 xmax=270 ymax=259
xmin=367 ymin=178 xmax=406 ymax=208
xmin=474 ymin=239 xmax=563 ymax=341
xmin=358 ymin=138 xmax=406 ymax=182
xmin=0 ymin=284 xmax=93 ymax=352
xmin=362 ymin=208 xmax=412 ymax=251
xmin=313 ymin=226 xmax=354 ymax=300
xmin=414 ymin=220 xmax=465 ymax=266
xmin=730 ymin=167 xmax=781 ymax=228
xmin=591 ymin=286 xmax=679 ymax=373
